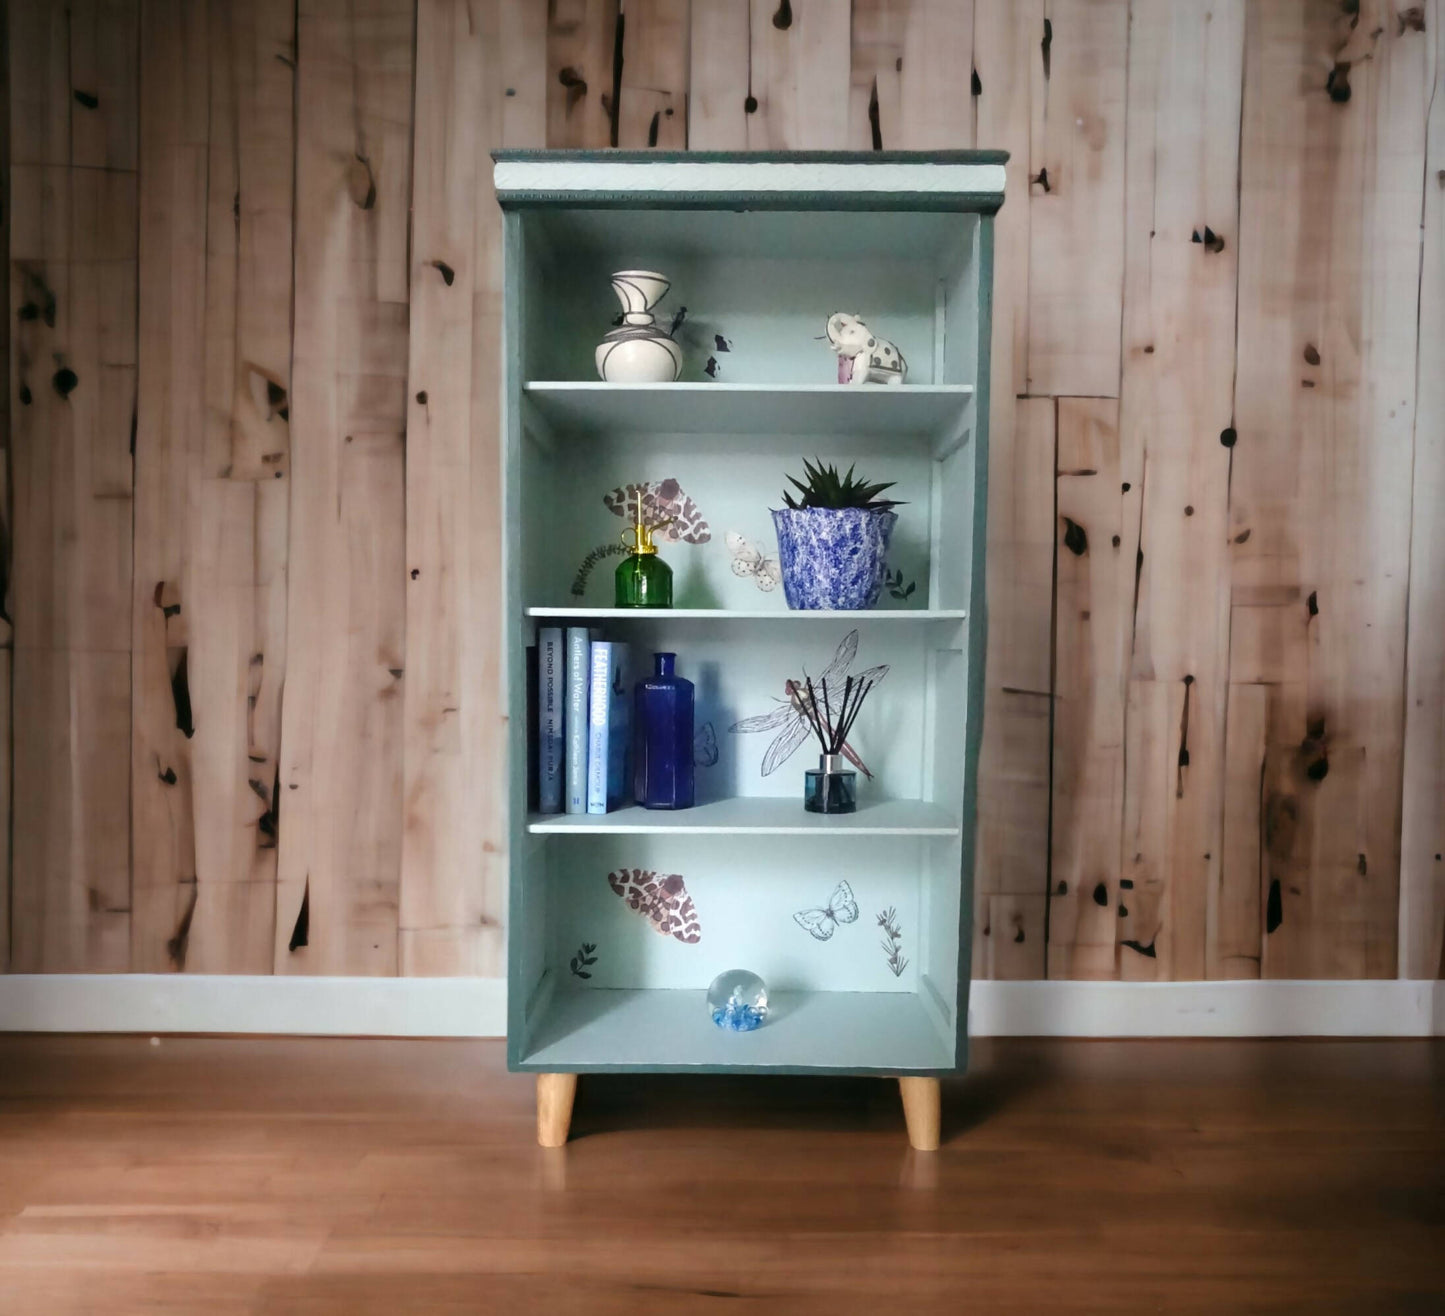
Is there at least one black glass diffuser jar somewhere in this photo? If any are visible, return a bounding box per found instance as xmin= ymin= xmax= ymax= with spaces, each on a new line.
xmin=804 ymin=753 xmax=857 ymax=814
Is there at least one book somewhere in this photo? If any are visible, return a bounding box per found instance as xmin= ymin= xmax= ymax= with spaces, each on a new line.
xmin=587 ymin=641 xmax=631 ymax=814
xmin=537 ymin=627 xmax=564 ymax=813
xmin=525 ymin=643 xmax=539 ymax=811
xmin=564 ymin=627 xmax=595 ymax=814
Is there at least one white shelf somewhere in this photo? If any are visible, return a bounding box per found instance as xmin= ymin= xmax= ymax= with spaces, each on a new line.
xmin=522 ymin=381 xmax=973 ymax=446
xmin=520 ymin=988 xmax=954 ymax=1072
xmin=525 ymin=606 xmax=965 ymax=621
xmin=527 ymin=796 xmax=960 ymax=837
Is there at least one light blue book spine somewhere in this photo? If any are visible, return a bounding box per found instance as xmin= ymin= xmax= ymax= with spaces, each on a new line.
xmin=587 ymin=641 xmax=630 ymax=813
xmin=565 ymin=627 xmax=592 ymax=814
xmin=537 ymin=627 xmax=564 ymax=814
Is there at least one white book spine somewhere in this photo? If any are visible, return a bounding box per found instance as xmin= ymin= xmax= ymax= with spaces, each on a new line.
xmin=565 ymin=627 xmax=592 ymax=813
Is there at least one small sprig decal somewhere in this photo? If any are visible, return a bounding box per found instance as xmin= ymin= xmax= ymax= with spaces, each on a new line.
xmin=569 ymin=942 xmax=598 ymax=979
xmin=572 ymin=542 xmax=628 ymax=596
xmin=877 ymin=907 xmax=908 ymax=977
xmin=884 ymin=568 xmax=916 ymax=601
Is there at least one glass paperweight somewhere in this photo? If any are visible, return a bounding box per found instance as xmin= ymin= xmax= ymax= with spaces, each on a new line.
xmin=708 ymin=969 xmax=769 ymax=1032
xmin=804 ymin=754 xmax=857 ymax=814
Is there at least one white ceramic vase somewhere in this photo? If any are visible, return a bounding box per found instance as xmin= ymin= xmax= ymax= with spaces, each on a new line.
xmin=595 ymin=269 xmax=683 ymax=383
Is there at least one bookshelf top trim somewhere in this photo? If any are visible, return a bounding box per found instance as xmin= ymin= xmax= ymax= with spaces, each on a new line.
xmin=493 ymin=156 xmax=1006 ymax=213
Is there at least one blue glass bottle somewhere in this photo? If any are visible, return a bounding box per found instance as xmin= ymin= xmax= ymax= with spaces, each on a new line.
xmin=633 ymin=652 xmax=695 ymax=810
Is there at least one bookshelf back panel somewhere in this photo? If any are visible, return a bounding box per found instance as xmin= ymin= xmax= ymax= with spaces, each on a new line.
xmin=520 ymin=435 xmax=938 ymax=612
xmin=530 ymin=619 xmax=963 ymax=806
xmin=544 ymin=834 xmax=924 ymax=994
xmin=523 ymin=208 xmax=981 ymax=388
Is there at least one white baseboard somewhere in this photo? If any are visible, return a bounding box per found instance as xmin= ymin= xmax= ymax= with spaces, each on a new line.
xmin=0 ymin=975 xmax=1440 ymax=1039
xmin=965 ymin=978 xmax=1445 ymax=1038
xmin=0 ymin=974 xmax=507 ymax=1038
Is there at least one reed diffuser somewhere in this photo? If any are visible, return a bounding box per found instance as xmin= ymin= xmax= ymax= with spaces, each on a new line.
xmin=789 ymin=674 xmax=876 ymax=815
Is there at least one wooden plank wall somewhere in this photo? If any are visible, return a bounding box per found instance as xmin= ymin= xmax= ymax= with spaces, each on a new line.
xmin=2 ymin=0 xmax=1440 ymax=983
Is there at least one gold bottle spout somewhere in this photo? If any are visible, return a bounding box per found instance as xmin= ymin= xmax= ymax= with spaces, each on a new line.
xmin=621 ymin=488 xmax=671 ymax=554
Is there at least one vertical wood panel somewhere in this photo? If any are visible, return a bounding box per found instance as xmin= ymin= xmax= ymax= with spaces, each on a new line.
xmin=970 ymin=0 xmax=1049 ymax=978
xmin=9 ymin=0 xmax=136 ymax=973
xmin=183 ymin=0 xmax=294 ymax=972
xmin=501 ymin=0 xmax=547 ymax=147
xmin=1400 ymin=0 xmax=1444 ymax=981
xmin=399 ymin=0 xmax=488 ymax=977
xmin=746 ymin=0 xmax=849 ymax=149
xmin=1113 ymin=0 xmax=1243 ymax=982
xmin=1025 ymin=0 xmax=1126 ymax=398
xmin=1048 ymin=397 xmax=1125 ymax=978
xmin=276 ymin=0 xmax=413 ymax=977
xmin=0 ymin=0 xmax=12 ymax=973
xmin=131 ymin=0 xmax=207 ymax=972
xmin=417 ymin=0 xmax=547 ymax=975
xmin=133 ymin=0 xmax=294 ymax=975
xmin=547 ymin=0 xmax=618 ymax=149
xmin=8 ymin=0 xmax=69 ymax=167
xmin=617 ymin=0 xmax=687 ymax=149
xmin=1219 ymin=680 xmax=1267 ymax=975
xmin=69 ymin=0 xmax=140 ymax=170
xmin=850 ymin=0 xmax=975 ymax=152
xmin=1230 ymin=0 xmax=1426 ymax=980
xmin=972 ymin=397 xmax=1054 ymax=980
xmin=687 ymin=0 xmax=748 ymax=149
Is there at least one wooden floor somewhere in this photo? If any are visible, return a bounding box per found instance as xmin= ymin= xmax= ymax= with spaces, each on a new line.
xmin=0 ymin=1038 xmax=1442 ymax=1314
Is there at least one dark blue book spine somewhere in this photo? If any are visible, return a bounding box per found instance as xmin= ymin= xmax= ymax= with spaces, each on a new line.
xmin=537 ymin=628 xmax=564 ymax=813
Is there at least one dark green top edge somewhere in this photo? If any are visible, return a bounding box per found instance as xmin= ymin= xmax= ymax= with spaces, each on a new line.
xmin=492 ymin=148 xmax=1010 ymax=165
xmin=496 ymin=191 xmax=1003 ymax=215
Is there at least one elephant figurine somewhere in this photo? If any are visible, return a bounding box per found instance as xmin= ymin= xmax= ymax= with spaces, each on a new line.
xmin=825 ymin=312 xmax=907 ymax=386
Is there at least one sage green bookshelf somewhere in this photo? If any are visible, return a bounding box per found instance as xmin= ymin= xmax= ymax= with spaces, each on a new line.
xmin=494 ymin=152 xmax=1005 ymax=1149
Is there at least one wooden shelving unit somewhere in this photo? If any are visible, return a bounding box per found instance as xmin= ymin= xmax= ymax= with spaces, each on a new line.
xmin=496 ymin=151 xmax=1004 ymax=1150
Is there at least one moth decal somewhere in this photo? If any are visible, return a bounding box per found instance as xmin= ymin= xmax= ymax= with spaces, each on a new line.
xmin=603 ymin=478 xmax=711 ymax=544
xmin=607 ymin=869 xmax=702 ymax=944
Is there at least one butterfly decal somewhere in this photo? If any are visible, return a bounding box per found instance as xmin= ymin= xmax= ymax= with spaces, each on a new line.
xmin=693 ymin=721 xmax=719 ymax=767
xmin=607 ymin=869 xmax=702 ymax=943
xmin=726 ymin=531 xmax=782 ymax=592
xmin=603 ymin=478 xmax=711 ymax=544
xmin=729 ymin=630 xmax=889 ymax=777
xmin=793 ymin=881 xmax=860 ymax=941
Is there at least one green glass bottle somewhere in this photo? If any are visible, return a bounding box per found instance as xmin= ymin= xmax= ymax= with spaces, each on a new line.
xmin=615 ymin=490 xmax=673 ymax=608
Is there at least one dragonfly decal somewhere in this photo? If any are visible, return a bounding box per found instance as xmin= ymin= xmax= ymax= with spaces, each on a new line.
xmin=728 ymin=630 xmax=888 ymax=778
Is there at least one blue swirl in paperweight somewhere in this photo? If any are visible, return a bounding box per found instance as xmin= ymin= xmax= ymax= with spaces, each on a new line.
xmin=707 ymin=969 xmax=769 ymax=1032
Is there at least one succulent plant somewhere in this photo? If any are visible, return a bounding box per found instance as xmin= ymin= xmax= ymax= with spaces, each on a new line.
xmin=780 ymin=458 xmax=903 ymax=512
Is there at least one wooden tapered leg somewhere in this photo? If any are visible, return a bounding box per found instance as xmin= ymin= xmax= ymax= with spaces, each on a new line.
xmin=898 ymin=1077 xmax=941 ymax=1150
xmin=536 ymin=1073 xmax=578 ymax=1147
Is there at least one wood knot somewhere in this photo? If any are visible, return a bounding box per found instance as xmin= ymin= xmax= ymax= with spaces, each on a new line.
xmin=346 ymin=155 xmax=377 ymax=209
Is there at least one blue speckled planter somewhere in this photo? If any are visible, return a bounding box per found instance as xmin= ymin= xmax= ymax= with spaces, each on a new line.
xmin=771 ymin=507 xmax=898 ymax=611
